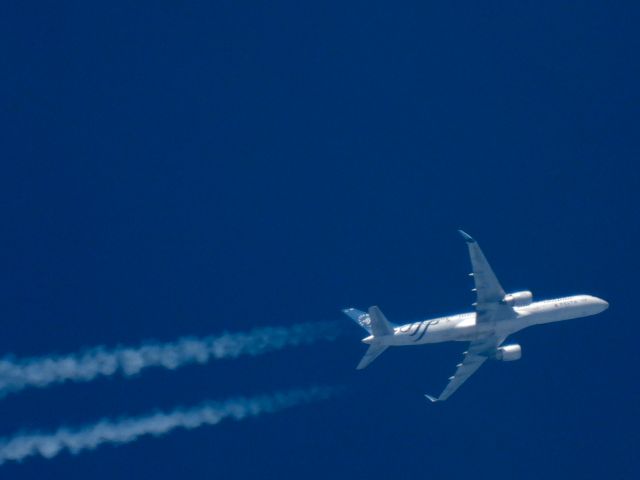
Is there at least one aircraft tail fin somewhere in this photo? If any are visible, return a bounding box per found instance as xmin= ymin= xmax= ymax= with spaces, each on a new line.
xmin=342 ymin=308 xmax=372 ymax=334
xmin=342 ymin=306 xmax=395 ymax=337
xmin=356 ymin=343 xmax=389 ymax=370
xmin=343 ymin=306 xmax=395 ymax=369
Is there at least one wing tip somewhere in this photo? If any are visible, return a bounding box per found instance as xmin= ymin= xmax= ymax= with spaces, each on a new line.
xmin=458 ymin=229 xmax=475 ymax=243
xmin=424 ymin=394 xmax=439 ymax=403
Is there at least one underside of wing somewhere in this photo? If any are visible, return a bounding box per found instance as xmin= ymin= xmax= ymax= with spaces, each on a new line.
xmin=459 ymin=230 xmax=515 ymax=324
xmin=425 ymin=336 xmax=505 ymax=402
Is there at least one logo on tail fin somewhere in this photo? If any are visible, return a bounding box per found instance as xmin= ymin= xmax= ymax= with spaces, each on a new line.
xmin=358 ymin=314 xmax=371 ymax=328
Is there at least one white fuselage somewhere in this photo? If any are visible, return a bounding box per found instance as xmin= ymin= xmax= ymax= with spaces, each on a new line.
xmin=367 ymin=295 xmax=609 ymax=347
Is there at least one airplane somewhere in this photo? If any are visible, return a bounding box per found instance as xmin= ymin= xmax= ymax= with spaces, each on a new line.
xmin=343 ymin=230 xmax=609 ymax=402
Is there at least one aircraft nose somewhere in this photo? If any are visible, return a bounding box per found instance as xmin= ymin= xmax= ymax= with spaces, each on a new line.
xmin=595 ymin=297 xmax=609 ymax=311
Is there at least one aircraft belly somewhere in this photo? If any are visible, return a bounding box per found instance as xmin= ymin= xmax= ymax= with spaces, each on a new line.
xmin=413 ymin=324 xmax=477 ymax=344
xmin=526 ymin=306 xmax=585 ymax=325
xmin=416 ymin=329 xmax=453 ymax=344
xmin=390 ymin=310 xmax=525 ymax=346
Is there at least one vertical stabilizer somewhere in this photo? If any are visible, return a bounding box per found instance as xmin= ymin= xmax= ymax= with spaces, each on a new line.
xmin=342 ymin=308 xmax=372 ymax=334
xmin=346 ymin=306 xmax=394 ymax=369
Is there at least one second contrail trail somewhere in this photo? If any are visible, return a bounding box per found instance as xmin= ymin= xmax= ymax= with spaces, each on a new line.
xmin=0 ymin=385 xmax=340 ymax=465
xmin=0 ymin=321 xmax=341 ymax=398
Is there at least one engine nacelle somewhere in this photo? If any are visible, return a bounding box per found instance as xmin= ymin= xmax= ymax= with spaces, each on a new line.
xmin=494 ymin=344 xmax=522 ymax=361
xmin=501 ymin=290 xmax=533 ymax=307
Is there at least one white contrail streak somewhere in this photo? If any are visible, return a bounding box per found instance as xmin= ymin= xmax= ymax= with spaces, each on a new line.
xmin=0 ymin=385 xmax=339 ymax=465
xmin=0 ymin=322 xmax=341 ymax=397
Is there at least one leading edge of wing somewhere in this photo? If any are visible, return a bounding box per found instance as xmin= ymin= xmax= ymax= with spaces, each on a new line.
xmin=458 ymin=229 xmax=508 ymax=314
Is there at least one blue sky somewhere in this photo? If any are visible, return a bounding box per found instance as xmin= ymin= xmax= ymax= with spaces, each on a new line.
xmin=0 ymin=2 xmax=638 ymax=478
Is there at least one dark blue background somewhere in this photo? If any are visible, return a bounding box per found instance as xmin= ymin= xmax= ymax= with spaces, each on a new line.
xmin=1 ymin=2 xmax=638 ymax=478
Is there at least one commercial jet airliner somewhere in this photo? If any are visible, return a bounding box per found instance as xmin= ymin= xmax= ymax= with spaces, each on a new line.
xmin=343 ymin=231 xmax=609 ymax=401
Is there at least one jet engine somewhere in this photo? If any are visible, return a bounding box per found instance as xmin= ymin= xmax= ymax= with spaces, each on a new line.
xmin=494 ymin=344 xmax=522 ymax=361
xmin=501 ymin=290 xmax=533 ymax=307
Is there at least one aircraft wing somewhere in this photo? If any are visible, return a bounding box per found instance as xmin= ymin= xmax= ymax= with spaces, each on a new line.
xmin=425 ymin=336 xmax=505 ymax=402
xmin=459 ymin=230 xmax=515 ymax=324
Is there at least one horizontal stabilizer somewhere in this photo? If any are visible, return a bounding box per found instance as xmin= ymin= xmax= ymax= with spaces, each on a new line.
xmin=368 ymin=306 xmax=394 ymax=337
xmin=356 ymin=343 xmax=388 ymax=370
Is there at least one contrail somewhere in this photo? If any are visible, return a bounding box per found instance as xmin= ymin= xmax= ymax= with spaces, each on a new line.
xmin=0 ymin=322 xmax=341 ymax=398
xmin=0 ymin=385 xmax=340 ymax=465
